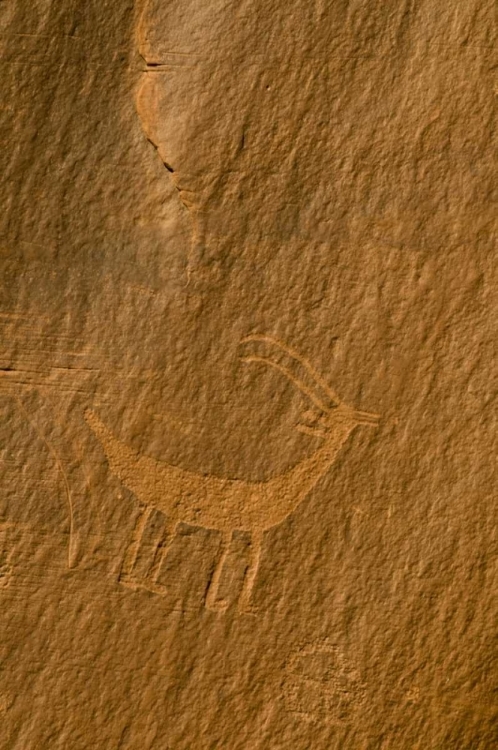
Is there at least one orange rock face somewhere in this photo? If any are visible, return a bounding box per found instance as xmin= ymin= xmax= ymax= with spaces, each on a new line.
xmin=0 ymin=1 xmax=496 ymax=748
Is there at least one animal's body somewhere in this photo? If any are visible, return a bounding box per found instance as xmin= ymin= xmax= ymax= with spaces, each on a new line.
xmin=86 ymin=334 xmax=379 ymax=613
xmin=85 ymin=411 xmax=353 ymax=534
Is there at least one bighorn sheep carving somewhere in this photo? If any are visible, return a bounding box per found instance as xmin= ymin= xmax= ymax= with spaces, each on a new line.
xmin=85 ymin=334 xmax=379 ymax=613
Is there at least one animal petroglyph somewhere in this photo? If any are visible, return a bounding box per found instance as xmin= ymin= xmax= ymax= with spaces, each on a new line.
xmin=86 ymin=334 xmax=380 ymax=613
xmin=283 ymin=640 xmax=366 ymax=725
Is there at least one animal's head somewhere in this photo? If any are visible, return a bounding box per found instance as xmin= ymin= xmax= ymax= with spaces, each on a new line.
xmin=239 ymin=334 xmax=380 ymax=439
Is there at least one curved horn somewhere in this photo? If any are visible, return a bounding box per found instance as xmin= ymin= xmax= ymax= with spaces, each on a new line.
xmin=241 ymin=333 xmax=342 ymax=406
xmin=240 ymin=354 xmax=331 ymax=414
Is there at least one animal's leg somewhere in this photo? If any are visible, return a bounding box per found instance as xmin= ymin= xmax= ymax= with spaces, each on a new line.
xmin=148 ymin=518 xmax=179 ymax=589
xmin=205 ymin=531 xmax=233 ymax=612
xmin=238 ymin=531 xmax=263 ymax=616
xmin=118 ymin=504 xmax=152 ymax=586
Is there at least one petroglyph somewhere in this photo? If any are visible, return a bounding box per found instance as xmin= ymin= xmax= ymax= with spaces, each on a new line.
xmin=86 ymin=334 xmax=380 ymax=613
xmin=283 ymin=640 xmax=366 ymax=725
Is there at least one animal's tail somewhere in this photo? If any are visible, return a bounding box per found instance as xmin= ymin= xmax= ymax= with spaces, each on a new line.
xmin=84 ymin=409 xmax=145 ymax=498
xmin=84 ymin=409 xmax=113 ymax=447
xmin=84 ymin=410 xmax=131 ymax=473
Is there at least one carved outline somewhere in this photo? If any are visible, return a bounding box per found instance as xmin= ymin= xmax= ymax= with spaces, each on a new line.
xmin=86 ymin=334 xmax=380 ymax=613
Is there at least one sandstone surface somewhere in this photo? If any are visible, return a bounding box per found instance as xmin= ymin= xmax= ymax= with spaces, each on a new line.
xmin=0 ymin=1 xmax=496 ymax=748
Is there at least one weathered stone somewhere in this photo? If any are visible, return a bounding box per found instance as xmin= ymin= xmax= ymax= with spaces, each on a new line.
xmin=0 ymin=1 xmax=496 ymax=747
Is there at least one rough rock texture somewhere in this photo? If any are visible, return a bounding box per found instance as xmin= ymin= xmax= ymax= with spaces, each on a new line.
xmin=0 ymin=1 xmax=496 ymax=748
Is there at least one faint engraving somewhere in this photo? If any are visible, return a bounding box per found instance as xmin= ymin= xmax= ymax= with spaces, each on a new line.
xmin=283 ymin=640 xmax=366 ymax=725
xmin=0 ymin=561 xmax=12 ymax=588
xmin=0 ymin=694 xmax=13 ymax=713
xmin=3 ymin=392 xmax=76 ymax=567
xmin=85 ymin=334 xmax=380 ymax=613
xmin=0 ymin=526 xmax=13 ymax=588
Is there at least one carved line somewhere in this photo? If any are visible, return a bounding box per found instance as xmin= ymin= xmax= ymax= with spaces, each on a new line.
xmin=10 ymin=394 xmax=75 ymax=568
xmin=240 ymin=354 xmax=331 ymax=416
xmin=242 ymin=333 xmax=342 ymax=405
